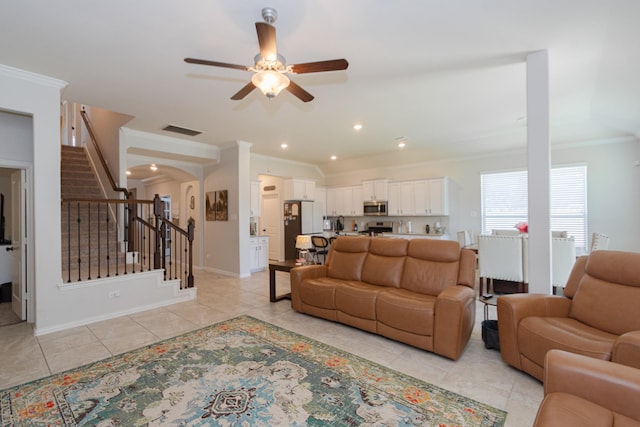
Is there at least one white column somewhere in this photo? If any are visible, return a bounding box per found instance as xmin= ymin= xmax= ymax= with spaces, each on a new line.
xmin=526 ymin=50 xmax=552 ymax=294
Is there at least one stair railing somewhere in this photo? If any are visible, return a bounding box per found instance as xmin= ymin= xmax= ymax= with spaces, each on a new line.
xmin=61 ymin=195 xmax=194 ymax=288
xmin=66 ymin=107 xmax=195 ymax=288
xmin=80 ymin=109 xmax=130 ymax=199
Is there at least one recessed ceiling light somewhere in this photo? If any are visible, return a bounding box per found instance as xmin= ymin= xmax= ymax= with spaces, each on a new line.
xmin=330 ymin=155 xmax=337 ymax=161
xmin=126 ymin=170 xmax=131 ymax=175
xmin=150 ymin=164 xmax=158 ymax=171
xmin=353 ymin=124 xmax=363 ymax=131
xmin=281 ymin=143 xmax=288 ymax=149
xmin=395 ymin=136 xmax=408 ymax=148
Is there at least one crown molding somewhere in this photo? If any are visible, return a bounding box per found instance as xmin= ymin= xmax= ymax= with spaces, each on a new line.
xmin=0 ymin=64 xmax=67 ymax=89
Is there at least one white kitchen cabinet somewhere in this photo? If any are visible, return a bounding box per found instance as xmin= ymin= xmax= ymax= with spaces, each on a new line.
xmin=361 ymin=179 xmax=388 ymax=202
xmin=326 ymin=187 xmax=340 ymax=216
xmin=428 ymin=178 xmax=448 ymax=215
xmin=250 ymin=236 xmax=269 ymax=272
xmin=284 ymin=179 xmax=316 ymax=201
xmin=326 ymin=186 xmax=362 ymax=216
xmin=313 ymin=187 xmax=326 ymax=232
xmin=388 ymin=181 xmax=414 ymax=215
xmin=414 ymin=178 xmax=449 ymax=216
xmin=250 ymin=181 xmax=261 ymax=217
xmin=352 ymin=186 xmax=363 ymax=216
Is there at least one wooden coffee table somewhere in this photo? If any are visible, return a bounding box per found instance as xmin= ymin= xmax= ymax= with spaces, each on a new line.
xmin=268 ymin=260 xmax=300 ymax=302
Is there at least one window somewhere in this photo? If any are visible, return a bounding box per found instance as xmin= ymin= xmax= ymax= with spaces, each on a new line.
xmin=481 ymin=166 xmax=587 ymax=252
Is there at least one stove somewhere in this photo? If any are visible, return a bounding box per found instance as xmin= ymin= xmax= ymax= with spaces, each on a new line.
xmin=360 ymin=221 xmax=394 ymax=236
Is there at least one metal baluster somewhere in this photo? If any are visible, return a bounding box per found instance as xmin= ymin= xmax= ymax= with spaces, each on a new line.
xmin=116 ymin=201 xmax=120 ymax=276
xmin=87 ymin=203 xmax=92 ymax=280
xmin=97 ymin=203 xmax=102 ymax=278
xmin=76 ymin=202 xmax=81 ymax=282
xmin=66 ymin=202 xmax=71 ymax=283
xmin=106 ymin=208 xmax=110 ymax=277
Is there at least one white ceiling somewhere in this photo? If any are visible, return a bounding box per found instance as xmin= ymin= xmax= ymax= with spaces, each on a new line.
xmin=2 ymin=0 xmax=639 ymax=176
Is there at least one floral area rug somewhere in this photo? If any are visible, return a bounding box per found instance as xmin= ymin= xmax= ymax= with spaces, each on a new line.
xmin=0 ymin=315 xmax=506 ymax=426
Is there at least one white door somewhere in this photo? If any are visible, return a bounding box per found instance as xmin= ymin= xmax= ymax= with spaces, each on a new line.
xmin=262 ymin=194 xmax=282 ymax=261
xmin=11 ymin=170 xmax=25 ymax=320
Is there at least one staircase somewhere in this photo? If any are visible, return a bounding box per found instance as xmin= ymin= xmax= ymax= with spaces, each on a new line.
xmin=61 ymin=145 xmax=139 ymax=282
xmin=61 ymin=146 xmax=104 ymax=199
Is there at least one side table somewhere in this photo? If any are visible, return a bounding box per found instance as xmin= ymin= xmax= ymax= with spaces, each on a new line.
xmin=479 ymin=295 xmax=498 ymax=321
xmin=268 ymin=260 xmax=299 ymax=302
xmin=479 ymin=295 xmax=500 ymax=350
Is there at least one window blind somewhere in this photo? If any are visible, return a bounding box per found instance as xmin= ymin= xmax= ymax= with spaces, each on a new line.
xmin=481 ymin=166 xmax=587 ymax=252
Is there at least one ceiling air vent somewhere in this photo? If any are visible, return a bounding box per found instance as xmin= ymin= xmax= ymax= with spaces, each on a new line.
xmin=162 ymin=125 xmax=202 ymax=137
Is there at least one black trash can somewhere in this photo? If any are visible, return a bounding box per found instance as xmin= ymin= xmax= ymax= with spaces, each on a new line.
xmin=482 ymin=319 xmax=500 ymax=350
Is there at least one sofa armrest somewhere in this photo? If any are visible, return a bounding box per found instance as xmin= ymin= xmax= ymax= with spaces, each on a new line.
xmin=540 ymin=349 xmax=640 ymax=422
xmin=497 ymin=294 xmax=571 ymax=369
xmin=433 ymin=285 xmax=476 ymax=360
xmin=613 ymin=330 xmax=640 ymax=370
xmin=290 ymin=265 xmax=328 ymax=311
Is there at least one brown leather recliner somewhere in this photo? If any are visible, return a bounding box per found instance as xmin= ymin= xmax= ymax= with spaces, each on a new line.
xmin=534 ymin=349 xmax=640 ymax=427
xmin=498 ymin=250 xmax=640 ymax=381
xmin=290 ymin=236 xmax=476 ymax=360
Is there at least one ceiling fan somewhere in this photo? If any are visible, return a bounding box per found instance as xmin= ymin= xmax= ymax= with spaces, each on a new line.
xmin=184 ymin=7 xmax=349 ymax=102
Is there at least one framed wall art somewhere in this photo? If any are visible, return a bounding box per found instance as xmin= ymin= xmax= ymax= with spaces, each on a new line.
xmin=205 ymin=190 xmax=229 ymax=221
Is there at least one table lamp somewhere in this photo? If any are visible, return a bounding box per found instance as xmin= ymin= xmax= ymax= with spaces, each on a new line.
xmin=295 ymin=235 xmax=313 ymax=265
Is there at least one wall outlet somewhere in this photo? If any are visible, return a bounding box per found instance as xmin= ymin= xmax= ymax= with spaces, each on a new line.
xmin=108 ymin=290 xmax=120 ymax=298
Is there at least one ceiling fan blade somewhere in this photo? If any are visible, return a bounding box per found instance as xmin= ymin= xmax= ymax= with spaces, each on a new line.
xmin=255 ymin=22 xmax=277 ymax=60
xmin=291 ymin=59 xmax=349 ymax=74
xmin=286 ymin=80 xmax=314 ymax=102
xmin=230 ymin=82 xmax=257 ymax=100
xmin=184 ymin=57 xmax=249 ymax=71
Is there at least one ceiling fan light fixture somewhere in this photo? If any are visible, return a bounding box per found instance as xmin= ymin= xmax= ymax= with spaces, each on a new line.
xmin=251 ymin=70 xmax=290 ymax=99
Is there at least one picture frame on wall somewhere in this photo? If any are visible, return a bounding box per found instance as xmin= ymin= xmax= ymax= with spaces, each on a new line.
xmin=205 ymin=192 xmax=215 ymax=221
xmin=205 ymin=190 xmax=229 ymax=221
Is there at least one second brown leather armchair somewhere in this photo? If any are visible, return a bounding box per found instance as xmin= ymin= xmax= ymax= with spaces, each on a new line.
xmin=498 ymin=250 xmax=640 ymax=381
xmin=534 ymin=350 xmax=640 ymax=426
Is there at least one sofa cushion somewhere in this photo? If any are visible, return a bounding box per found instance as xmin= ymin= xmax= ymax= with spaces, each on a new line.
xmin=570 ymin=277 xmax=640 ymax=336
xmin=535 ymin=392 xmax=628 ymax=427
xmin=298 ymin=277 xmax=343 ymax=310
xmin=361 ymin=238 xmax=408 ymax=288
xmin=377 ymin=288 xmax=437 ymax=336
xmin=400 ymin=239 xmax=460 ymax=295
xmin=326 ymin=237 xmax=370 ymax=281
xmin=335 ymin=282 xmax=386 ymax=320
xmin=519 ymin=317 xmax=616 ymax=366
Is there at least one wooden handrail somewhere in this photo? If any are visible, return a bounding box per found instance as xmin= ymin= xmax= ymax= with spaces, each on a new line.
xmin=62 ymin=197 xmax=153 ymax=204
xmin=80 ymin=109 xmax=130 ymax=199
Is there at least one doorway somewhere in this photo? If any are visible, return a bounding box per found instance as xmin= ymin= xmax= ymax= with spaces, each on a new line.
xmin=262 ymin=193 xmax=282 ymax=261
xmin=0 ymin=167 xmax=28 ymax=326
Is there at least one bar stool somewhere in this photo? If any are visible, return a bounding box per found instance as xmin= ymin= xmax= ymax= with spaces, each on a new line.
xmin=311 ymin=236 xmax=330 ymax=264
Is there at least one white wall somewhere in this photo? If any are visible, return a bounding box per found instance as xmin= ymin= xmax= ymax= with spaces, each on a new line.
xmin=0 ymin=110 xmax=34 ymax=239
xmin=84 ymin=105 xmax=133 ymax=186
xmin=251 ymin=153 xmax=325 ymax=184
xmin=0 ymin=64 xmax=66 ymax=328
xmin=203 ymin=143 xmax=247 ymax=276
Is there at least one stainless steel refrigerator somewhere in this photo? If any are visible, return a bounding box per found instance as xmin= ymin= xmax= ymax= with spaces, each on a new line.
xmin=284 ymin=201 xmax=314 ymax=259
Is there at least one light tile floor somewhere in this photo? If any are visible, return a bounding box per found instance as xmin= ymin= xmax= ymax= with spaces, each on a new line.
xmin=0 ymin=269 xmax=543 ymax=426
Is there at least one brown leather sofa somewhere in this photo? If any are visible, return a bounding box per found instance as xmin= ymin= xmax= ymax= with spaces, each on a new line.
xmin=534 ymin=349 xmax=640 ymax=427
xmin=290 ymin=236 xmax=476 ymax=360
xmin=498 ymin=250 xmax=640 ymax=381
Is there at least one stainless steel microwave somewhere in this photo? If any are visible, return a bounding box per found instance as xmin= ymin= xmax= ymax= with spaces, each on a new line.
xmin=363 ymin=201 xmax=388 ymax=216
